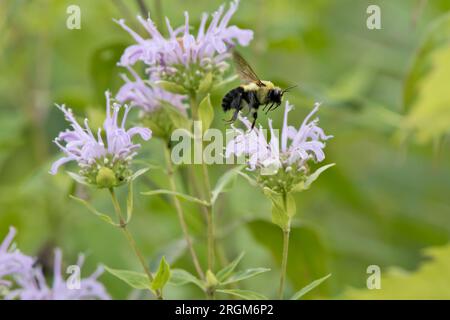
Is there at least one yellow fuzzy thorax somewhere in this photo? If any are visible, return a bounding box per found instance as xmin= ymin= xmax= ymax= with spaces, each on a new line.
xmin=241 ymin=81 xmax=280 ymax=104
xmin=241 ymin=81 xmax=275 ymax=91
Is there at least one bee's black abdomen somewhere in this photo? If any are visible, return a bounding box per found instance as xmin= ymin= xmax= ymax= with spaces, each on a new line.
xmin=222 ymin=87 xmax=244 ymax=111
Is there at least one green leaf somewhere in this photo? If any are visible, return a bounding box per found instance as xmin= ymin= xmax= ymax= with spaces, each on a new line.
xmin=216 ymin=289 xmax=268 ymax=300
xmin=401 ymin=13 xmax=450 ymax=143
xmin=343 ymin=245 xmax=450 ymax=299
xmin=155 ymin=80 xmax=187 ymax=94
xmin=198 ymin=94 xmax=214 ymax=132
xmin=198 ymin=72 xmax=213 ymax=97
xmin=69 ymin=195 xmax=119 ymax=227
xmin=221 ymin=268 xmax=271 ymax=285
xmin=237 ymin=171 xmax=258 ymax=187
xmin=263 ymin=188 xmax=296 ymax=230
xmin=151 ymin=256 xmax=171 ymax=291
xmin=67 ymin=171 xmax=90 ymax=186
xmin=129 ymin=167 xmax=150 ymax=182
xmin=247 ymin=220 xmax=330 ymax=297
xmin=216 ymin=252 xmax=245 ymax=282
xmin=126 ymin=182 xmax=133 ymax=224
xmin=211 ymin=165 xmax=244 ymax=204
xmin=302 ymin=163 xmax=335 ymax=190
xmin=290 ymin=274 xmax=331 ymax=300
xmin=104 ymin=266 xmax=152 ymax=290
xmin=169 ymin=269 xmax=204 ymax=289
xmin=141 ymin=189 xmax=210 ymax=206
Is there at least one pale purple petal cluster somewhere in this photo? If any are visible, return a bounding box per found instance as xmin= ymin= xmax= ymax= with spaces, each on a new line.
xmin=0 ymin=227 xmax=34 ymax=290
xmin=226 ymin=101 xmax=333 ymax=173
xmin=1 ymin=227 xmax=110 ymax=300
xmin=7 ymin=250 xmax=110 ymax=300
xmin=116 ymin=0 xmax=253 ymax=69
xmin=116 ymin=67 xmax=187 ymax=113
xmin=50 ymin=91 xmax=151 ymax=175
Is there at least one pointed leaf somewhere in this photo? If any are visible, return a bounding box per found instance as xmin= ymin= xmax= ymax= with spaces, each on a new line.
xmin=142 ymin=189 xmax=210 ymax=206
xmin=221 ymin=268 xmax=271 ymax=285
xmin=303 ymin=163 xmax=335 ymax=190
xmin=211 ymin=165 xmax=244 ymax=204
xmin=151 ymin=256 xmax=171 ymax=291
xmin=169 ymin=269 xmax=204 ymax=289
xmin=69 ymin=195 xmax=119 ymax=227
xmin=216 ymin=289 xmax=268 ymax=300
xmin=237 ymin=171 xmax=258 ymax=187
xmin=198 ymin=72 xmax=213 ymax=96
xmin=126 ymin=182 xmax=133 ymax=224
xmin=216 ymin=252 xmax=245 ymax=282
xmin=104 ymin=266 xmax=152 ymax=290
xmin=290 ymin=274 xmax=331 ymax=300
xmin=155 ymin=80 xmax=187 ymax=94
xmin=67 ymin=171 xmax=90 ymax=186
xmin=129 ymin=167 xmax=150 ymax=182
xmin=198 ymin=94 xmax=214 ymax=132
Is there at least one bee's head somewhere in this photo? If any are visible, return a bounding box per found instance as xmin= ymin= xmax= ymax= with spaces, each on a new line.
xmin=269 ymin=88 xmax=283 ymax=104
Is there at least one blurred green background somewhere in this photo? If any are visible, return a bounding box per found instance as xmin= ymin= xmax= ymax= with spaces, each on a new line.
xmin=2 ymin=0 xmax=450 ymax=299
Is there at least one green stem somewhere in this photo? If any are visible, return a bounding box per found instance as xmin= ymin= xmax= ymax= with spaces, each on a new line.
xmin=203 ymin=166 xmax=215 ymax=272
xmin=190 ymin=95 xmax=215 ymax=272
xmin=190 ymin=94 xmax=215 ymax=299
xmin=164 ymin=146 xmax=205 ymax=280
xmin=278 ymin=226 xmax=290 ymax=300
xmin=109 ymin=188 xmax=163 ymax=300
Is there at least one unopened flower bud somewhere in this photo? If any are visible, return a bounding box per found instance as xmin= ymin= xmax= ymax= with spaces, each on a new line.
xmin=96 ymin=167 xmax=117 ymax=188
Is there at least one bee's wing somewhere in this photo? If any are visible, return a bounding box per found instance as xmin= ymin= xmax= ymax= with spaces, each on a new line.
xmin=232 ymin=50 xmax=265 ymax=87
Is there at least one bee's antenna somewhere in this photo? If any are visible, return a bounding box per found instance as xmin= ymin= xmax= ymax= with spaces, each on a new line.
xmin=282 ymin=84 xmax=298 ymax=94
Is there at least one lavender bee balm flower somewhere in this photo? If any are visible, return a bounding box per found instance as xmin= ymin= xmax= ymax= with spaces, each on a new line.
xmin=50 ymin=91 xmax=151 ymax=188
xmin=226 ymin=101 xmax=333 ymax=193
xmin=116 ymin=0 xmax=253 ymax=93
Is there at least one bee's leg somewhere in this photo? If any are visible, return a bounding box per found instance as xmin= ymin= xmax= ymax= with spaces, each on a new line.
xmin=269 ymin=103 xmax=281 ymax=112
xmin=266 ymin=102 xmax=280 ymax=114
xmin=264 ymin=102 xmax=275 ymax=114
xmin=248 ymin=92 xmax=260 ymax=129
xmin=224 ymin=109 xmax=240 ymax=123
xmin=251 ymin=110 xmax=258 ymax=129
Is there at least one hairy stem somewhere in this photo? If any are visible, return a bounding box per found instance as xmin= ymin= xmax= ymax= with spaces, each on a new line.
xmin=190 ymin=94 xmax=216 ymax=299
xmin=109 ymin=188 xmax=163 ymax=300
xmin=278 ymin=227 xmax=290 ymax=300
xmin=164 ymin=146 xmax=205 ymax=280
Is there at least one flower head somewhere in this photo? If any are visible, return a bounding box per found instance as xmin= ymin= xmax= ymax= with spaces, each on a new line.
xmin=116 ymin=0 xmax=253 ymax=91
xmin=226 ymin=101 xmax=333 ymax=193
xmin=50 ymin=91 xmax=151 ymax=188
xmin=116 ymin=67 xmax=187 ymax=114
xmin=0 ymin=227 xmax=110 ymax=300
xmin=0 ymin=227 xmax=34 ymax=290
xmin=7 ymin=249 xmax=110 ymax=300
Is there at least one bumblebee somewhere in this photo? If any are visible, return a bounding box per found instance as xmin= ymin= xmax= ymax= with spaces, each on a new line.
xmin=222 ymin=50 xmax=294 ymax=129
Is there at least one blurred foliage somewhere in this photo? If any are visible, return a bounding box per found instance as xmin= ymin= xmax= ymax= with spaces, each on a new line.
xmin=401 ymin=13 xmax=450 ymax=144
xmin=1 ymin=0 xmax=450 ymax=299
xmin=343 ymin=245 xmax=450 ymax=299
